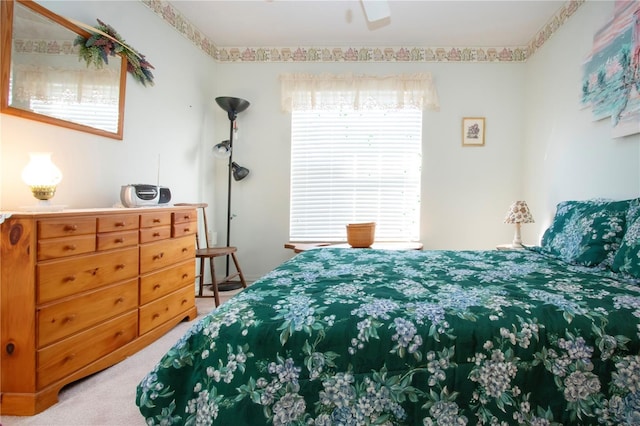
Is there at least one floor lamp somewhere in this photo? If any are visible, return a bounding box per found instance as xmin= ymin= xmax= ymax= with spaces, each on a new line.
xmin=214 ymin=96 xmax=250 ymax=290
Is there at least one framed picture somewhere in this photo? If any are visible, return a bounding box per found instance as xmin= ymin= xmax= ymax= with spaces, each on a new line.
xmin=462 ymin=117 xmax=485 ymax=146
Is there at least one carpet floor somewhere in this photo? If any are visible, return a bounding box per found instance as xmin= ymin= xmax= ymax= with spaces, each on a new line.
xmin=1 ymin=290 xmax=236 ymax=426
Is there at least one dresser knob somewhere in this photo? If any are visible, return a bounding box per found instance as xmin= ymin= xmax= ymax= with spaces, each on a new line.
xmin=115 ymin=238 xmax=124 ymax=243
xmin=153 ymin=253 xmax=164 ymax=260
xmin=152 ymin=313 xmax=160 ymax=320
xmin=182 ymin=273 xmax=188 ymax=279
xmin=64 ymin=276 xmax=76 ymax=283
xmin=153 ymin=284 xmax=161 ymax=290
xmin=116 ymin=221 xmax=125 ymax=227
xmin=153 ymin=218 xmax=161 ymax=223
xmin=115 ymin=331 xmax=124 ymax=337
xmin=153 ymin=232 xmax=160 ymax=237
xmin=64 ymin=224 xmax=78 ymax=232
xmin=63 ymin=353 xmax=76 ymax=363
xmin=62 ymin=314 xmax=76 ymax=324
xmin=115 ymin=297 xmax=125 ymax=304
xmin=6 ymin=342 xmax=15 ymax=355
xmin=115 ymin=264 xmax=125 ymax=270
xmin=65 ymin=244 xmax=77 ymax=251
xmin=182 ymin=248 xmax=188 ymax=253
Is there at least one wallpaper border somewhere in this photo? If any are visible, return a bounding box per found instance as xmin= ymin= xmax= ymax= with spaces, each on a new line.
xmin=140 ymin=0 xmax=585 ymax=63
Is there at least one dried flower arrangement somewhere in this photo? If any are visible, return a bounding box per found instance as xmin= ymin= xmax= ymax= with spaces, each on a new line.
xmin=74 ymin=19 xmax=155 ymax=87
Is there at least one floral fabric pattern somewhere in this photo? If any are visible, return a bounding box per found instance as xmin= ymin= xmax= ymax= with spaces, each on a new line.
xmin=612 ymin=199 xmax=640 ymax=278
xmin=137 ymin=248 xmax=640 ymax=425
xmin=539 ymin=199 xmax=632 ymax=267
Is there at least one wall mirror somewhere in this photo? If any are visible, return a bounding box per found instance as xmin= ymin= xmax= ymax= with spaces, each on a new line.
xmin=1 ymin=0 xmax=126 ymax=139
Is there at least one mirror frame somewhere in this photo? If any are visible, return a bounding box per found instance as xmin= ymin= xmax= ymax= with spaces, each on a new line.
xmin=0 ymin=0 xmax=127 ymax=139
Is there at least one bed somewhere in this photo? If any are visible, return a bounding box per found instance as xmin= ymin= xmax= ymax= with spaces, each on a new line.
xmin=136 ymin=198 xmax=640 ymax=425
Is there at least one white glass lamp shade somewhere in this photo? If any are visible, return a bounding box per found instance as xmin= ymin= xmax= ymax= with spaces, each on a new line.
xmin=21 ymin=152 xmax=63 ymax=200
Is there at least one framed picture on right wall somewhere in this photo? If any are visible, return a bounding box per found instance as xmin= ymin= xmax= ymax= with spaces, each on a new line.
xmin=462 ymin=117 xmax=485 ymax=146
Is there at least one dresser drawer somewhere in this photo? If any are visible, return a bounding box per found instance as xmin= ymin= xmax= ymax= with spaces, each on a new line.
xmin=140 ymin=260 xmax=195 ymax=304
xmin=37 ymin=310 xmax=138 ymax=388
xmin=37 ymin=247 xmax=139 ymax=304
xmin=97 ymin=214 xmax=139 ymax=233
xmin=140 ymin=211 xmax=172 ymax=228
xmin=172 ymin=220 xmax=197 ymax=238
xmin=173 ymin=209 xmax=197 ymax=224
xmin=139 ymin=285 xmax=194 ymax=335
xmin=139 ymin=226 xmax=171 ymax=244
xmin=139 ymin=235 xmax=195 ymax=274
xmin=97 ymin=230 xmax=138 ymax=251
xmin=38 ymin=217 xmax=96 ymax=239
xmin=38 ymin=234 xmax=96 ymax=261
xmin=38 ymin=279 xmax=138 ymax=347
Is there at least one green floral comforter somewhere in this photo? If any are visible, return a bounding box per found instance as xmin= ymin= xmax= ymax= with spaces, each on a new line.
xmin=136 ymin=248 xmax=640 ymax=425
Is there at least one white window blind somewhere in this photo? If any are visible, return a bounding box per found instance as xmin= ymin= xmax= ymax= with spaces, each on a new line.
xmin=31 ymin=99 xmax=119 ymax=133
xmin=290 ymin=109 xmax=422 ymax=242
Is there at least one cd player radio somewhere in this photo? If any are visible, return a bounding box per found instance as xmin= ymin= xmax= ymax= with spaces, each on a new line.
xmin=120 ymin=184 xmax=171 ymax=207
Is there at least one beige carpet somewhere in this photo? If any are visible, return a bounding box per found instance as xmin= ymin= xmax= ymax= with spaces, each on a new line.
xmin=1 ymin=289 xmax=239 ymax=426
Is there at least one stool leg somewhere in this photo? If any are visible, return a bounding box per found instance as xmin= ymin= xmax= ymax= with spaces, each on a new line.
xmin=209 ymin=257 xmax=220 ymax=307
xmin=231 ymin=252 xmax=248 ymax=288
xmin=198 ymin=257 xmax=205 ymax=297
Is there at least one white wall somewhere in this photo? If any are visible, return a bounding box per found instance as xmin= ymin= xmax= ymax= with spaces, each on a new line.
xmin=215 ymin=61 xmax=526 ymax=278
xmin=1 ymin=1 xmax=219 ymax=212
xmin=523 ymin=1 xmax=640 ymax=243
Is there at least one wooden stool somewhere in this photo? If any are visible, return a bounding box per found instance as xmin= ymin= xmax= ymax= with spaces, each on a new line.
xmin=175 ymin=203 xmax=247 ymax=306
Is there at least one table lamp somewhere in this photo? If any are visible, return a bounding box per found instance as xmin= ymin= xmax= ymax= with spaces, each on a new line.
xmin=504 ymin=200 xmax=534 ymax=247
xmin=21 ymin=152 xmax=62 ymax=203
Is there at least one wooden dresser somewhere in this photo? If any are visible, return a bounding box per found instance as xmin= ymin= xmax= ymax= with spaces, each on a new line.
xmin=0 ymin=206 xmax=198 ymax=415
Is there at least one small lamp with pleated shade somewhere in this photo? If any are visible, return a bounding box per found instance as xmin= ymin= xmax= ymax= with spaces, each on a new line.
xmin=504 ymin=201 xmax=534 ymax=248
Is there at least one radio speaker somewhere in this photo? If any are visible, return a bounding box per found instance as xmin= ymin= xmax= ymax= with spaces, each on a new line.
xmin=159 ymin=187 xmax=171 ymax=204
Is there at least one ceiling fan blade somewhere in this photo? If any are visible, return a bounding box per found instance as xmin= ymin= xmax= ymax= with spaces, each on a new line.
xmin=361 ymin=0 xmax=390 ymax=23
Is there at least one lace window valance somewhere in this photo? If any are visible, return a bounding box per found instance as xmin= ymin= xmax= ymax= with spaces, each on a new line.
xmin=280 ymin=72 xmax=439 ymax=112
xmin=10 ymin=64 xmax=120 ymax=105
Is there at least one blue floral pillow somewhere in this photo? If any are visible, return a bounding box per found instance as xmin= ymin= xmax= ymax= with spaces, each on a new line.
xmin=611 ymin=199 xmax=640 ymax=277
xmin=540 ymin=199 xmax=631 ymax=266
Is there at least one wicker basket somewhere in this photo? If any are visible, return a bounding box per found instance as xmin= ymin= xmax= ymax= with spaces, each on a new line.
xmin=346 ymin=222 xmax=376 ymax=248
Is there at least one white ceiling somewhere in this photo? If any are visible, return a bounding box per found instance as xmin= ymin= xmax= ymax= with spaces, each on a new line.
xmin=168 ymin=0 xmax=567 ymax=48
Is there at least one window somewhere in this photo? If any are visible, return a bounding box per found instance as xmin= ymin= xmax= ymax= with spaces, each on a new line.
xmin=10 ymin=64 xmax=121 ymax=133
xmin=281 ymin=72 xmax=439 ymax=242
xmin=290 ymin=108 xmax=422 ymax=242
